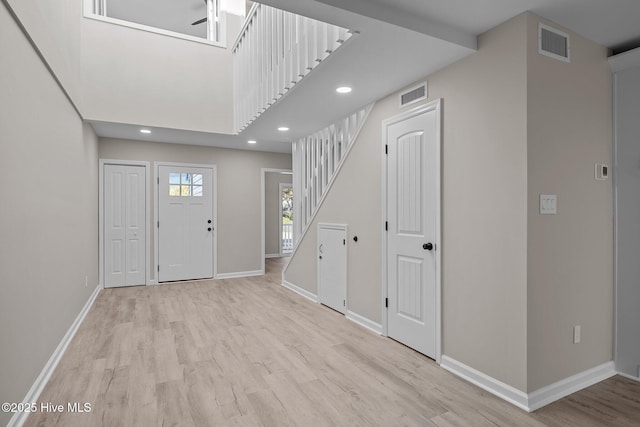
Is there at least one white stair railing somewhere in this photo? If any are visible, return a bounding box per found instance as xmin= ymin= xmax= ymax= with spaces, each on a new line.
xmin=292 ymin=104 xmax=373 ymax=246
xmin=232 ymin=3 xmax=354 ymax=133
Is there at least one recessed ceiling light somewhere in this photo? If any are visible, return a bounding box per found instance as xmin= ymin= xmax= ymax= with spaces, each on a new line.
xmin=278 ymin=126 xmax=290 ymax=132
xmin=336 ymin=86 xmax=352 ymax=94
xmin=248 ymin=140 xmax=257 ymax=144
xmin=140 ymin=129 xmax=151 ymax=134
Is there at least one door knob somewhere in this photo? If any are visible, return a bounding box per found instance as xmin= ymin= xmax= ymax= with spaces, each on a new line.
xmin=208 ymin=219 xmax=212 ymax=224
xmin=423 ymin=243 xmax=433 ymax=251
xmin=208 ymin=227 xmax=212 ymax=232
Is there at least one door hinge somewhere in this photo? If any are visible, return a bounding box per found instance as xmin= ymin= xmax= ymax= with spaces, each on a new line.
xmin=157 ymin=265 xmax=160 ymax=272
xmin=385 ymin=221 xmax=388 ymax=231
xmin=343 ymin=300 xmax=346 ymax=307
xmin=157 ymin=221 xmax=159 ymax=228
xmin=385 ymin=297 xmax=388 ymax=308
xmin=343 ymin=239 xmax=346 ymax=245
xmin=385 ymin=144 xmax=388 ymax=155
xmin=157 ymin=177 xmax=159 ymax=184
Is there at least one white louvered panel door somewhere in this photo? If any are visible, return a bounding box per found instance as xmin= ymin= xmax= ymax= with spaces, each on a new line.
xmin=104 ymin=165 xmax=146 ymax=288
xmin=387 ymin=109 xmax=437 ymax=359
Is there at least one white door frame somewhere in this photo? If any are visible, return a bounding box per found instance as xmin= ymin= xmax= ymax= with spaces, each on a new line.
xmin=317 ymin=223 xmax=348 ymax=313
xmin=279 ymin=182 xmax=293 ymax=255
xmin=99 ymin=159 xmax=151 ymax=287
xmin=381 ymin=99 xmax=442 ymax=363
xmin=155 ymin=161 xmax=218 ymax=281
xmin=261 ymin=168 xmax=292 ymax=272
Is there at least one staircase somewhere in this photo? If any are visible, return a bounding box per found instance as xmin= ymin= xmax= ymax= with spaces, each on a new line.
xmin=232 ymin=3 xmax=354 ymax=133
xmin=291 ymin=104 xmax=373 ymax=247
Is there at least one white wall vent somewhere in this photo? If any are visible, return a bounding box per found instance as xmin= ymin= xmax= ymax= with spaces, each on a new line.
xmin=538 ymin=23 xmax=570 ymax=62
xmin=400 ymin=82 xmax=427 ymax=107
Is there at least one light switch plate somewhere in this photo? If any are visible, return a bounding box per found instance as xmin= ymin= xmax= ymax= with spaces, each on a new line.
xmin=540 ymin=194 xmax=557 ymax=215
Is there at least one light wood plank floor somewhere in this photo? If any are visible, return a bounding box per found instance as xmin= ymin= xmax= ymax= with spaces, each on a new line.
xmin=25 ymin=258 xmax=640 ymax=426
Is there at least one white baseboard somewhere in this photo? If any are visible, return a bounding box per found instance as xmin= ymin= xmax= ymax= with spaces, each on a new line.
xmin=440 ymin=355 xmax=530 ymax=411
xmin=8 ymin=284 xmax=101 ymax=427
xmin=527 ymin=361 xmax=616 ymax=411
xmin=346 ymin=310 xmax=382 ymax=335
xmin=616 ymin=370 xmax=640 ymax=383
xmin=282 ymin=280 xmax=318 ymax=303
xmin=216 ymin=270 xmax=263 ymax=279
xmin=266 ymin=253 xmax=291 ymax=259
xmin=441 ymin=355 xmax=616 ymax=413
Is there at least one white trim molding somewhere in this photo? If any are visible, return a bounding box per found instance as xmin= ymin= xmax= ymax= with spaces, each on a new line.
xmin=8 ymin=285 xmax=101 ymax=427
xmin=441 ymin=355 xmax=616 ymax=412
xmin=616 ymin=370 xmax=640 ymax=383
xmin=215 ymin=270 xmax=263 ymax=280
xmin=440 ymin=356 xmax=530 ymax=411
xmin=527 ymin=361 xmax=616 ymax=411
xmin=265 ymin=254 xmax=282 ymax=259
xmin=346 ymin=311 xmax=382 ymax=335
xmin=282 ymin=280 xmax=318 ymax=303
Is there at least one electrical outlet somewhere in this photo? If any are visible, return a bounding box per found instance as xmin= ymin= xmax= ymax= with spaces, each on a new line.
xmin=573 ymin=325 xmax=581 ymax=344
xmin=595 ymin=163 xmax=609 ymax=181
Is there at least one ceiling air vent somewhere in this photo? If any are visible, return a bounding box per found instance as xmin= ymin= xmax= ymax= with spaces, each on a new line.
xmin=539 ymin=23 xmax=570 ymax=62
xmin=400 ymin=82 xmax=427 ymax=107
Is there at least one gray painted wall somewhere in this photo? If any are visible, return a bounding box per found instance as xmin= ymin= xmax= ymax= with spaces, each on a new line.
xmin=0 ymin=4 xmax=99 ymax=425
xmin=5 ymin=0 xmax=83 ymax=108
xmin=99 ymin=138 xmax=291 ymax=276
xmin=285 ymin=12 xmax=614 ymax=394
xmin=81 ymin=12 xmax=243 ymax=134
xmin=526 ymin=14 xmax=613 ymax=392
xmin=614 ymin=66 xmax=640 ymax=379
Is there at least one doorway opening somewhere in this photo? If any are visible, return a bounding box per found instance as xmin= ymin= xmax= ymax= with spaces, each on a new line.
xmin=280 ymin=183 xmax=294 ymax=254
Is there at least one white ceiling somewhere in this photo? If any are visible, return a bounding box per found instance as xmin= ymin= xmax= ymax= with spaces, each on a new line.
xmin=90 ymin=120 xmax=292 ymax=153
xmin=93 ymin=0 xmax=640 ymax=153
xmin=309 ymin=0 xmax=640 ymax=52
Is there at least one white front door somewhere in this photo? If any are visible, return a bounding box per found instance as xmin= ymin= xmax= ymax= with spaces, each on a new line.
xmin=386 ymin=105 xmax=439 ymax=359
xmin=318 ymin=224 xmax=347 ymax=314
xmin=158 ymin=165 xmax=214 ymax=282
xmin=104 ymin=164 xmax=146 ymax=288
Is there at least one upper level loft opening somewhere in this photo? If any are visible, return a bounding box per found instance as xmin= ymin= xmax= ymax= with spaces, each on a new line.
xmin=84 ymin=0 xmax=249 ymax=47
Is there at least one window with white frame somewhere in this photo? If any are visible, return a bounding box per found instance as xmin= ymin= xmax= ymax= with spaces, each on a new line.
xmin=85 ymin=0 xmax=225 ymax=45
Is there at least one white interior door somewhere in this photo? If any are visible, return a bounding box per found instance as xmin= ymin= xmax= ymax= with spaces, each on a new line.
xmin=104 ymin=164 xmax=146 ymax=288
xmin=386 ymin=107 xmax=438 ymax=359
xmin=318 ymin=224 xmax=347 ymax=314
xmin=158 ymin=165 xmax=214 ymax=282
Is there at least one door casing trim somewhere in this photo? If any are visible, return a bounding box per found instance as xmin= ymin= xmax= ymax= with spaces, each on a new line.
xmin=381 ymin=99 xmax=442 ymax=364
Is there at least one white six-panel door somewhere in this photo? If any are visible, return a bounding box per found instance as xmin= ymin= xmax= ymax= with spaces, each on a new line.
xmin=158 ymin=165 xmax=214 ymax=282
xmin=318 ymin=224 xmax=347 ymax=314
xmin=386 ymin=104 xmax=439 ymax=359
xmin=104 ymin=165 xmax=146 ymax=288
